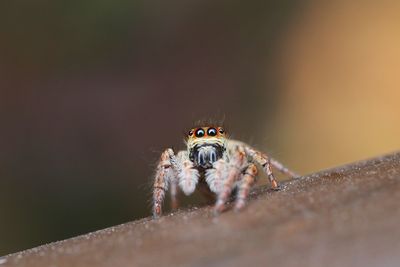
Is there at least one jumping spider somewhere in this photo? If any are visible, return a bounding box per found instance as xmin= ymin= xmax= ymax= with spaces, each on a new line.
xmin=152 ymin=126 xmax=298 ymax=218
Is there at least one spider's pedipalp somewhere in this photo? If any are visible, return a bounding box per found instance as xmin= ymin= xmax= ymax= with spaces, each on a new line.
xmin=234 ymin=163 xmax=257 ymax=211
xmin=205 ymin=159 xmax=228 ymax=194
xmin=175 ymin=151 xmax=199 ymax=196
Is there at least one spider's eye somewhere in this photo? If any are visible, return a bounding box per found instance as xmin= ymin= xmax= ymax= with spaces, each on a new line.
xmin=219 ymin=128 xmax=225 ymax=134
xmin=195 ymin=128 xmax=205 ymax=137
xmin=207 ymin=128 xmax=217 ymax=136
xmin=188 ymin=130 xmax=194 ymax=136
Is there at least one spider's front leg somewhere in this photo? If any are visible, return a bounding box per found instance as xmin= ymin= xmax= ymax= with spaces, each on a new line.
xmin=153 ymin=148 xmax=177 ymax=218
xmin=153 ymin=150 xmax=199 ymax=218
xmin=213 ymin=146 xmax=247 ymax=214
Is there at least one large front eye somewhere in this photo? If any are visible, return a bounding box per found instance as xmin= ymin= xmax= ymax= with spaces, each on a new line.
xmin=195 ymin=128 xmax=205 ymax=137
xmin=207 ymin=127 xmax=217 ymax=136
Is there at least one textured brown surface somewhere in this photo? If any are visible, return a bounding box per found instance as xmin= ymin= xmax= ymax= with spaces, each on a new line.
xmin=2 ymin=152 xmax=400 ymax=267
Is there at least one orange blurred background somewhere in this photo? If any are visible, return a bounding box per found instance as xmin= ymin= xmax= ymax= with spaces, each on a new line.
xmin=1 ymin=0 xmax=399 ymax=255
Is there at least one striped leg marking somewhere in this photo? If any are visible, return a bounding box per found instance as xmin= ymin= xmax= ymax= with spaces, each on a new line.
xmin=153 ymin=148 xmax=175 ymax=218
xmin=234 ymin=163 xmax=257 ymax=211
xmin=214 ymin=147 xmax=246 ymax=214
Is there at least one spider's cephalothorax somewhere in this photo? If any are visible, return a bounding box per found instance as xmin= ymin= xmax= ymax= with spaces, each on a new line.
xmin=152 ymin=125 xmax=299 ymax=218
xmin=187 ymin=127 xmax=226 ymax=169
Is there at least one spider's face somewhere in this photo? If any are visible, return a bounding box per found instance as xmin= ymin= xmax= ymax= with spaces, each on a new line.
xmin=186 ymin=126 xmax=226 ymax=169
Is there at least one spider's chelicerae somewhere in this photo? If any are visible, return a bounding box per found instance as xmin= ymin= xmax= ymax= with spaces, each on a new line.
xmin=152 ymin=126 xmax=298 ymax=218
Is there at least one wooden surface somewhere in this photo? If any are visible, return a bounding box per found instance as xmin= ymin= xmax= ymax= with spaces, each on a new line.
xmin=2 ymin=152 xmax=400 ymax=267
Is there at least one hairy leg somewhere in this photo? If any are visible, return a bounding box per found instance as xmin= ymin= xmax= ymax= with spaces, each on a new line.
xmin=153 ymin=148 xmax=176 ymax=218
xmin=234 ymin=163 xmax=257 ymax=211
xmin=228 ymin=140 xmax=299 ymax=181
xmin=241 ymin=145 xmax=297 ymax=189
xmin=263 ymin=159 xmax=280 ymax=190
xmin=270 ymin=158 xmax=299 ymax=178
xmin=214 ymin=146 xmax=246 ymax=214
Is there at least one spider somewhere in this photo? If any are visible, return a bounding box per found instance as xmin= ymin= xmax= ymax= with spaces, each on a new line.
xmin=152 ymin=126 xmax=298 ymax=218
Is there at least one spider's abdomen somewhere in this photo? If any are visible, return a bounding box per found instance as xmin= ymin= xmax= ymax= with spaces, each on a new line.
xmin=190 ymin=144 xmax=225 ymax=169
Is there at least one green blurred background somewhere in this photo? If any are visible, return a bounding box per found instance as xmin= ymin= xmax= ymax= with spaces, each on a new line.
xmin=1 ymin=0 xmax=399 ymax=256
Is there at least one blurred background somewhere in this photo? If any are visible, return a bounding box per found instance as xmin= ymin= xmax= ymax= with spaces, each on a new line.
xmin=1 ymin=0 xmax=399 ymax=256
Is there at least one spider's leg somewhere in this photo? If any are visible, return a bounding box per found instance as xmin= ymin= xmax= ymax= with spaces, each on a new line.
xmin=240 ymin=143 xmax=298 ymax=189
xmin=214 ymin=147 xmax=246 ymax=214
xmin=234 ymin=163 xmax=257 ymax=211
xmin=270 ymin=158 xmax=299 ymax=178
xmin=263 ymin=158 xmax=280 ymax=190
xmin=153 ymin=148 xmax=176 ymax=218
xmin=176 ymin=151 xmax=200 ymax=196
